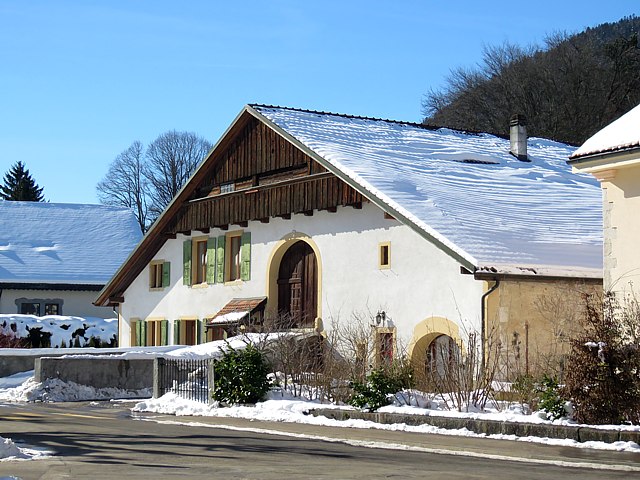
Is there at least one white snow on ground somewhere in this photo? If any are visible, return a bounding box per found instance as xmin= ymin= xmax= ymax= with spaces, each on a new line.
xmin=132 ymin=392 xmax=640 ymax=453
xmin=0 ymin=314 xmax=117 ymax=348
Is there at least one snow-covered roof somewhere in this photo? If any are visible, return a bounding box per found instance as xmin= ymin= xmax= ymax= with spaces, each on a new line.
xmin=571 ymin=103 xmax=640 ymax=159
xmin=0 ymin=202 xmax=141 ymax=285
xmin=253 ymin=106 xmax=603 ymax=273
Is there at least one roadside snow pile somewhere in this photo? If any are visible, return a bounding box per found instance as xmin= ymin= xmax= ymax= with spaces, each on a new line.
xmin=0 ymin=314 xmax=117 ymax=348
xmin=0 ymin=373 xmax=150 ymax=403
xmin=0 ymin=436 xmax=29 ymax=460
xmin=133 ymin=392 xmax=640 ymax=453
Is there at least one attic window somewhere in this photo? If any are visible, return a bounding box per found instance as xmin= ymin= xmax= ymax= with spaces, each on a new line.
xmin=220 ymin=182 xmax=235 ymax=194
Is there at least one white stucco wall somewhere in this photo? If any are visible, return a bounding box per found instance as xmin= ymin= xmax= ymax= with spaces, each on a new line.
xmin=0 ymin=288 xmax=115 ymax=318
xmin=119 ymin=203 xmax=484 ymax=348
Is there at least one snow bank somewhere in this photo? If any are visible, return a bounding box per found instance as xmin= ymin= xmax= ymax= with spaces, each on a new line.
xmin=0 ymin=314 xmax=117 ymax=347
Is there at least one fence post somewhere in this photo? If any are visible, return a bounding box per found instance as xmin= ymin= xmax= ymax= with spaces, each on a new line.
xmin=208 ymin=358 xmax=216 ymax=405
xmin=153 ymin=357 xmax=164 ymax=399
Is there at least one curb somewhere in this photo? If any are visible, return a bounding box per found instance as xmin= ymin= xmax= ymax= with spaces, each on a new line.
xmin=307 ymin=408 xmax=640 ymax=444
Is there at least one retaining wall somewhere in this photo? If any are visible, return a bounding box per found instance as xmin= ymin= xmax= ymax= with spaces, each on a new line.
xmin=309 ymin=408 xmax=640 ymax=444
xmin=35 ymin=357 xmax=154 ymax=391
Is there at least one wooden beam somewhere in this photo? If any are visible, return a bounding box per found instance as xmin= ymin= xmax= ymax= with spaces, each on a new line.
xmin=163 ymin=232 xmax=177 ymax=239
xmin=259 ymin=217 xmax=270 ymax=223
xmin=352 ymin=202 xmax=363 ymax=209
xmin=384 ymin=212 xmax=396 ymax=220
xmin=109 ymin=296 xmax=125 ymax=304
xmin=236 ymin=221 xmax=248 ymax=227
xmin=303 ymin=210 xmax=313 ymax=216
xmin=196 ymin=227 xmax=210 ymax=234
xmin=278 ymin=213 xmax=291 ymax=220
xmin=217 ymin=224 xmax=229 ymax=231
xmin=327 ymin=206 xmax=337 ymax=213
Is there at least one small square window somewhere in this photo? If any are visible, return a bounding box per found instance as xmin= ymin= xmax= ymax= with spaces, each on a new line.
xmin=220 ymin=182 xmax=235 ymax=194
xmin=379 ymin=243 xmax=390 ymax=269
xmin=44 ymin=303 xmax=59 ymax=315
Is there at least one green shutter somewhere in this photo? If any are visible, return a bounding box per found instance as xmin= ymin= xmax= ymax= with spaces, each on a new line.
xmin=134 ymin=320 xmax=141 ymax=347
xmin=240 ymin=232 xmax=251 ymax=281
xmin=197 ymin=319 xmax=204 ymax=344
xmin=162 ymin=262 xmax=170 ymax=288
xmin=161 ymin=320 xmax=169 ymax=346
xmin=206 ymin=237 xmax=217 ymax=284
xmin=216 ymin=235 xmax=225 ymax=284
xmin=173 ymin=319 xmax=180 ymax=345
xmin=140 ymin=321 xmax=147 ymax=347
xmin=183 ymin=240 xmax=192 ymax=286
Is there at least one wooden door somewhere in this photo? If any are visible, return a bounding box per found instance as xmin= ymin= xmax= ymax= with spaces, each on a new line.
xmin=277 ymin=241 xmax=317 ymax=328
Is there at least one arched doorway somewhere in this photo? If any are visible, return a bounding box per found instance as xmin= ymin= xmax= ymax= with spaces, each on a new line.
xmin=425 ymin=334 xmax=460 ymax=379
xmin=277 ymin=240 xmax=317 ymax=328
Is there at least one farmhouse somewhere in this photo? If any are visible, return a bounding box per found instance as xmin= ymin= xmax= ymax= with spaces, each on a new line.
xmin=568 ymin=103 xmax=640 ymax=292
xmin=96 ymin=105 xmax=603 ymax=379
xmin=0 ymin=201 xmax=141 ymax=318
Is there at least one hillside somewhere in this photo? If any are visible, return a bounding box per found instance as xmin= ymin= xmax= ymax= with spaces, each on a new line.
xmin=422 ymin=16 xmax=640 ymax=144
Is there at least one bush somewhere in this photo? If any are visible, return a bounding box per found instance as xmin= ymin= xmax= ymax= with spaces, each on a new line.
xmin=538 ymin=375 xmax=566 ymax=420
xmin=512 ymin=374 xmax=538 ymax=411
xmin=212 ymin=344 xmax=271 ymax=405
xmin=563 ymin=293 xmax=640 ymax=424
xmin=349 ymin=368 xmax=405 ymax=412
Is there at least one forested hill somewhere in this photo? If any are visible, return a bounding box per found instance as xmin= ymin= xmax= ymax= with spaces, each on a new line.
xmin=422 ymin=16 xmax=640 ymax=145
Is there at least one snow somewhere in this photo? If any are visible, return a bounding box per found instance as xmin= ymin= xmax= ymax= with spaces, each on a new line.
xmin=0 ymin=314 xmax=118 ymax=347
xmin=0 ymin=201 xmax=141 ymax=284
xmin=253 ymin=106 xmax=603 ymax=273
xmin=132 ymin=392 xmax=640 ymax=453
xmin=572 ymin=103 xmax=640 ymax=159
xmin=209 ymin=311 xmax=248 ymax=324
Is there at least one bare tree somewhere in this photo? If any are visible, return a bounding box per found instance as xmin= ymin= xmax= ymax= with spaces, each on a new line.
xmin=144 ymin=131 xmax=212 ymax=218
xmin=97 ymin=141 xmax=150 ymax=233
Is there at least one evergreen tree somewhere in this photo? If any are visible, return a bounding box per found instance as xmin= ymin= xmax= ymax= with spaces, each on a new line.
xmin=0 ymin=161 xmax=45 ymax=201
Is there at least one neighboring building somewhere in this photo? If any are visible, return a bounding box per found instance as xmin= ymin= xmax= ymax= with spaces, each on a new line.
xmin=568 ymin=103 xmax=640 ymax=292
xmin=0 ymin=202 xmax=141 ymax=318
xmin=96 ymin=105 xmax=602 ymax=378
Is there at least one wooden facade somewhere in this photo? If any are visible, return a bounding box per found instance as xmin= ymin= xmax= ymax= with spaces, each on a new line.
xmin=167 ymin=116 xmax=366 ymax=234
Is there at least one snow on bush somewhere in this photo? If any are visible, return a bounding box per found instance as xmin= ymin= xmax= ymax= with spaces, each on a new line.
xmin=0 ymin=314 xmax=117 ymax=348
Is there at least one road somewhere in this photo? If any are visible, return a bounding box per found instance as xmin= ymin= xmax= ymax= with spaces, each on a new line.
xmin=0 ymin=401 xmax=639 ymax=479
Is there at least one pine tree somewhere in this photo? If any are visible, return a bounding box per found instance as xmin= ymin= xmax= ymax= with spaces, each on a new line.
xmin=0 ymin=161 xmax=45 ymax=201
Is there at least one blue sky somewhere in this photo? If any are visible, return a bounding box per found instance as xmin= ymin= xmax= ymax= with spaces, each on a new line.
xmin=0 ymin=1 xmax=637 ymax=204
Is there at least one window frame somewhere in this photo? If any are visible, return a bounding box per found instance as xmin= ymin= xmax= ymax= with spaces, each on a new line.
xmin=149 ymin=260 xmax=164 ymax=289
xmin=225 ymin=230 xmax=244 ymax=283
xmin=192 ymin=236 xmax=209 ymax=286
xmin=379 ymin=242 xmax=391 ymax=269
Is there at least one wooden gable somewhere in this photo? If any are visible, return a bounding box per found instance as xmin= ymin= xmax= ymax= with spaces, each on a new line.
xmin=167 ymin=116 xmax=366 ymax=234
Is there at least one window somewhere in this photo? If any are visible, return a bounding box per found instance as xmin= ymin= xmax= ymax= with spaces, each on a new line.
xmin=175 ymin=318 xmax=199 ymax=345
xmin=20 ymin=302 xmax=40 ymax=315
xmin=227 ymin=233 xmax=242 ymax=281
xmin=44 ymin=303 xmax=59 ymax=315
xmin=220 ymin=182 xmax=235 ymax=194
xmin=375 ymin=328 xmax=395 ymax=367
xmin=194 ymin=239 xmax=208 ymax=284
xmin=379 ymin=242 xmax=391 ymax=269
xmin=149 ymin=261 xmax=170 ymax=289
xmin=145 ymin=319 xmax=168 ymax=346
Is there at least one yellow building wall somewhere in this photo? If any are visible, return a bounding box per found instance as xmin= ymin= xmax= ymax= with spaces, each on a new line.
xmin=601 ymin=165 xmax=640 ymax=291
xmin=486 ymin=277 xmax=602 ymax=381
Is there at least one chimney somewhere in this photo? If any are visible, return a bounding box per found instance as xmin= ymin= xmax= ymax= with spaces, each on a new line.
xmin=509 ymin=114 xmax=529 ymax=161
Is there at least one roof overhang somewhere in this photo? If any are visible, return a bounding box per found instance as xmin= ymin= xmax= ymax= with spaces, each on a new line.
xmin=0 ymin=282 xmax=104 ymax=292
xmin=470 ymin=264 xmax=602 ymax=282
xmin=568 ymin=147 xmax=640 ymax=178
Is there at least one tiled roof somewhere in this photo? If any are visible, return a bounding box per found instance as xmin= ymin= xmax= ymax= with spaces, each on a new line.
xmin=253 ymin=105 xmax=602 ymax=273
xmin=0 ymin=202 xmax=141 ymax=285
xmin=206 ymin=297 xmax=267 ymax=325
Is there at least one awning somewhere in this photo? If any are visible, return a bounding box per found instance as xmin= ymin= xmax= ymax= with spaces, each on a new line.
xmin=206 ymin=297 xmax=267 ymax=326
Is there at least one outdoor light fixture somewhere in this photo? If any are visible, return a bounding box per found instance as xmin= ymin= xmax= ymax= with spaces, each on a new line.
xmin=375 ymin=311 xmax=386 ymax=325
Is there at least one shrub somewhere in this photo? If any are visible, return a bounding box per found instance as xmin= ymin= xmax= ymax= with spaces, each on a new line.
xmin=538 ymin=375 xmax=566 ymax=420
xmin=212 ymin=344 xmax=271 ymax=405
xmin=349 ymin=368 xmax=405 ymax=411
xmin=0 ymin=332 xmax=28 ymax=348
xmin=512 ymin=374 xmax=538 ymax=411
xmin=563 ymin=293 xmax=640 ymax=424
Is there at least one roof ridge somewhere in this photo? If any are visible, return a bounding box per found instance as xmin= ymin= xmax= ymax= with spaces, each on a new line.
xmin=249 ymin=103 xmax=513 ymax=139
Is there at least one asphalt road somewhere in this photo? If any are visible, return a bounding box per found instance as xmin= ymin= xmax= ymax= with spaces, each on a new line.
xmin=1 ymin=401 xmax=639 ymax=479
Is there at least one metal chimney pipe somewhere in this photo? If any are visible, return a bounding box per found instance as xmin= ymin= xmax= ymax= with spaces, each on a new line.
xmin=510 ymin=114 xmax=529 ymax=161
